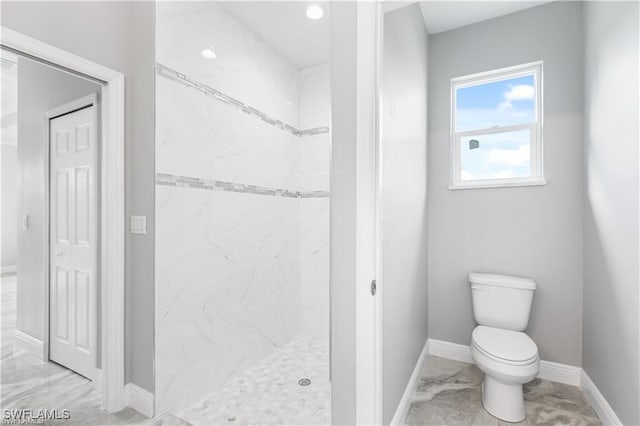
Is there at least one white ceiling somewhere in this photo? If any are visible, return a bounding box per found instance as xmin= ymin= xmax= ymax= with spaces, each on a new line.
xmin=216 ymin=1 xmax=551 ymax=70
xmin=418 ymin=1 xmax=552 ymax=34
xmin=219 ymin=2 xmax=330 ymax=70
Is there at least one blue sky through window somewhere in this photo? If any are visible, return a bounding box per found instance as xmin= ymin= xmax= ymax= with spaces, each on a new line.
xmin=455 ymin=74 xmax=535 ymax=180
xmin=456 ymin=74 xmax=535 ymax=131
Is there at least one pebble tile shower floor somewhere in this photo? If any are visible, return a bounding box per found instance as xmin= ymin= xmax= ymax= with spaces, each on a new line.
xmin=176 ymin=335 xmax=331 ymax=425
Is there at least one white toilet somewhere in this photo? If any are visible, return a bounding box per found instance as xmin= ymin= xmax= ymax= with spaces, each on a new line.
xmin=469 ymin=273 xmax=539 ymax=423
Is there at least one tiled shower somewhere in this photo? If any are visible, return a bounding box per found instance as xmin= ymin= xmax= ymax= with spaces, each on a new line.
xmin=154 ymin=2 xmax=331 ymax=422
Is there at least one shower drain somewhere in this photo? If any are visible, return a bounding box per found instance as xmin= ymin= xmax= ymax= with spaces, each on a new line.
xmin=298 ymin=378 xmax=311 ymax=386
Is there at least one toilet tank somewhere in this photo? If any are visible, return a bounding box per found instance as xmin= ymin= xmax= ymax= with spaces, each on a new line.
xmin=469 ymin=273 xmax=536 ymax=331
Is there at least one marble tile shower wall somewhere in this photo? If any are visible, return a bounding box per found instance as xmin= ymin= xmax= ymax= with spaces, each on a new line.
xmin=157 ymin=2 xmax=299 ymax=126
xmin=155 ymin=2 xmax=330 ymax=414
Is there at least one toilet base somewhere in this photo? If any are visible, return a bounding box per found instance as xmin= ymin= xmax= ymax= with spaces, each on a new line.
xmin=481 ymin=376 xmax=526 ymax=423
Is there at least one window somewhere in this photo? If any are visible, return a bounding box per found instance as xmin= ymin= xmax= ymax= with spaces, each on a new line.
xmin=450 ymin=62 xmax=544 ymax=189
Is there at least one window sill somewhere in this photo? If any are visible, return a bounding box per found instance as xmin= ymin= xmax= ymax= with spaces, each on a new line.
xmin=448 ymin=179 xmax=547 ymax=190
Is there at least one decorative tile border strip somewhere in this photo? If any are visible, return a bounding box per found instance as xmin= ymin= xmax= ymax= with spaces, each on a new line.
xmin=156 ymin=63 xmax=330 ymax=138
xmin=297 ymin=127 xmax=331 ymax=137
xmin=156 ymin=173 xmax=329 ymax=198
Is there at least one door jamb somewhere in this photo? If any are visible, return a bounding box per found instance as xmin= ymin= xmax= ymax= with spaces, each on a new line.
xmin=374 ymin=2 xmax=384 ymax=423
xmin=44 ymin=93 xmax=100 ymax=378
xmin=329 ymin=2 xmax=381 ymax=424
xmin=1 ymin=26 xmax=127 ymax=413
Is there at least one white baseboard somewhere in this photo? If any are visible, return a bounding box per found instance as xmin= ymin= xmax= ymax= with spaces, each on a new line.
xmin=538 ymin=360 xmax=582 ymax=386
xmin=13 ymin=330 xmax=43 ymax=357
xmin=94 ymin=371 xmax=153 ymax=418
xmin=580 ymin=370 xmax=622 ymax=426
xmin=1 ymin=265 xmax=17 ymax=274
xmin=426 ymin=338 xmax=581 ymax=386
xmin=427 ymin=338 xmax=473 ymax=364
xmin=390 ymin=340 xmax=429 ymax=426
xmin=125 ymin=382 xmax=154 ymax=418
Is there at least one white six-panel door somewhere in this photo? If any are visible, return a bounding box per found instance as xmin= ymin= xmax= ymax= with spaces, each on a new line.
xmin=49 ymin=101 xmax=97 ymax=380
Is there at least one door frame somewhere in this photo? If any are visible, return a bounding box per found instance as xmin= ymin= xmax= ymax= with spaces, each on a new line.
xmin=1 ymin=26 xmax=126 ymax=413
xmin=374 ymin=3 xmax=384 ymax=424
xmin=44 ymin=93 xmax=100 ymax=380
xmin=329 ymin=2 xmax=382 ymax=424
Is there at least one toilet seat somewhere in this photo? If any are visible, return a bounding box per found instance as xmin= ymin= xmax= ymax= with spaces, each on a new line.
xmin=472 ymin=326 xmax=538 ymax=366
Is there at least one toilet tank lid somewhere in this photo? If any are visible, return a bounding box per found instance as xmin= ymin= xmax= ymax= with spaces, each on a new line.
xmin=469 ymin=273 xmax=536 ymax=290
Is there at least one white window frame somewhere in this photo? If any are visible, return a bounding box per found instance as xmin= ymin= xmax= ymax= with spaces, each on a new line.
xmin=449 ymin=61 xmax=545 ymax=190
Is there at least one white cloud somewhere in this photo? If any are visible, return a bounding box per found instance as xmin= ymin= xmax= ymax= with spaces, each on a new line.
xmin=498 ymin=84 xmax=534 ymax=111
xmin=461 ymin=170 xmax=474 ymax=181
xmin=487 ymin=144 xmax=530 ymax=167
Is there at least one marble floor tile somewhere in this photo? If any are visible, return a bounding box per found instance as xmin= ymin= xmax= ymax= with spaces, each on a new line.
xmin=176 ymin=335 xmax=331 ymax=426
xmin=405 ymin=356 xmax=601 ymax=426
xmin=0 ymin=275 xmax=148 ymax=425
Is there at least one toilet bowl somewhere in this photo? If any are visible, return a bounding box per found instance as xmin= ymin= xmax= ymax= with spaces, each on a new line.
xmin=471 ymin=326 xmax=539 ymax=422
xmin=469 ymin=273 xmax=539 ymax=423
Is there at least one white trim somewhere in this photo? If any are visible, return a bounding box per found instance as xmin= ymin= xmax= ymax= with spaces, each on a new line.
xmin=355 ymin=3 xmax=380 ymax=423
xmin=428 ymin=339 xmax=474 ymax=364
xmin=374 ymin=1 xmax=385 ymax=424
xmin=456 ymin=122 xmax=534 ymax=138
xmin=125 ymin=383 xmax=154 ymax=418
xmin=538 ymin=360 xmax=582 ymax=387
xmin=451 ymin=60 xmax=544 ymax=87
xmin=1 ymin=26 xmax=126 ymax=413
xmin=426 ymin=338 xmax=582 ymax=387
xmin=580 ymin=370 xmax=623 ymax=426
xmin=0 ymin=265 xmax=17 ymax=274
xmin=449 ymin=178 xmax=547 ymax=191
xmin=42 ymin=97 xmax=51 ymax=363
xmin=449 ymin=61 xmax=544 ymax=190
xmin=101 ymin=64 xmax=126 ymax=414
xmin=328 ymin=3 xmax=380 ymax=423
xmin=13 ymin=330 xmax=44 ymax=357
xmin=390 ymin=340 xmax=429 ymax=426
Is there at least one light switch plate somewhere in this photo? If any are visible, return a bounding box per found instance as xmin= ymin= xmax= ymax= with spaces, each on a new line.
xmin=130 ymin=215 xmax=147 ymax=235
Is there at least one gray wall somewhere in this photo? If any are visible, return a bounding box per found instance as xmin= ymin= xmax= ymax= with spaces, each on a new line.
xmin=582 ymin=2 xmax=640 ymax=424
xmin=381 ymin=5 xmax=429 ymax=424
xmin=126 ymin=2 xmax=156 ymax=394
xmin=1 ymin=1 xmax=156 ymax=392
xmin=427 ymin=1 xmax=584 ymax=366
xmin=16 ymin=57 xmax=99 ymax=341
xmin=1 ymin=144 xmax=18 ymax=269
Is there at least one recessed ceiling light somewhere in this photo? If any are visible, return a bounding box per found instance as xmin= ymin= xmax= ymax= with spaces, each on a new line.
xmin=306 ymin=4 xmax=324 ymax=20
xmin=201 ymin=47 xmax=216 ymax=60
